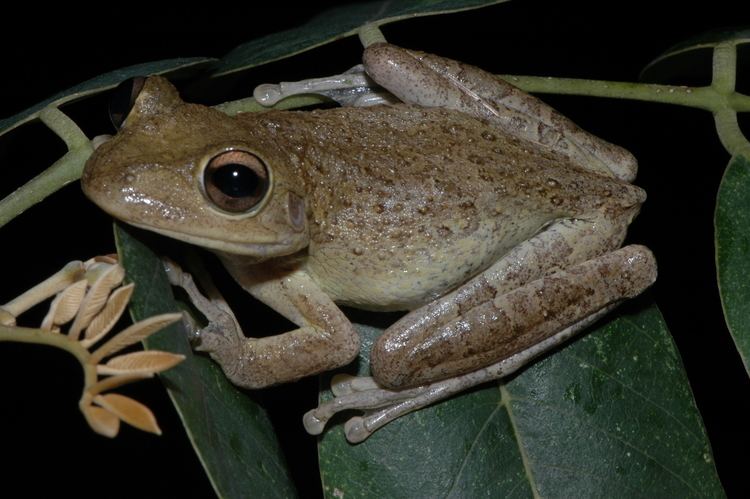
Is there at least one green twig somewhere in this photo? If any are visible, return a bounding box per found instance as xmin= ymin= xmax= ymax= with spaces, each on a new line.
xmin=0 ymin=106 xmax=94 ymax=229
xmin=714 ymin=110 xmax=750 ymax=158
xmin=712 ymin=42 xmax=737 ymax=95
xmin=359 ymin=24 xmax=387 ymax=47
xmin=499 ymin=75 xmax=750 ymax=113
xmin=709 ymin=43 xmax=749 ymax=157
xmin=0 ymin=145 xmax=92 ymax=228
xmin=0 ymin=324 xmax=97 ymax=386
xmin=39 ymin=107 xmax=89 ymax=150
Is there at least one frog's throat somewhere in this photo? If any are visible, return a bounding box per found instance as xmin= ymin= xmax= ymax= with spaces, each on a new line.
xmin=126 ymin=220 xmax=299 ymax=259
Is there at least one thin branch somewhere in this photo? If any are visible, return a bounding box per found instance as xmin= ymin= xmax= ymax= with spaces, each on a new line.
xmin=0 ymin=324 xmax=97 ymax=386
xmin=0 ymin=144 xmax=92 ymax=228
xmin=712 ymin=42 xmax=737 ymax=95
xmin=498 ymin=75 xmax=750 ymax=113
xmin=39 ymin=107 xmax=90 ymax=150
xmin=714 ymin=110 xmax=750 ymax=158
xmin=359 ymin=24 xmax=387 ymax=47
xmin=2 ymin=261 xmax=85 ymax=318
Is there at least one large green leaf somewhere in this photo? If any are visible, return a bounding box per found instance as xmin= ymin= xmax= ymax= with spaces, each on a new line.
xmin=319 ymin=305 xmax=723 ymax=498
xmin=212 ymin=0 xmax=507 ymax=75
xmin=0 ymin=57 xmax=214 ymax=138
xmin=716 ymin=154 xmax=750 ymax=376
xmin=115 ymin=224 xmax=296 ymax=499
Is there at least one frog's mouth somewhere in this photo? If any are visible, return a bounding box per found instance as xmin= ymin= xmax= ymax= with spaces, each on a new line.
xmin=126 ymin=220 xmax=301 ymax=260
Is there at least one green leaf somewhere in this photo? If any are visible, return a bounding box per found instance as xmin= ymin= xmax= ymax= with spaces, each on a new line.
xmin=640 ymin=27 xmax=750 ymax=84
xmin=0 ymin=57 xmax=214 ymax=138
xmin=212 ymin=0 xmax=507 ymax=76
xmin=319 ymin=305 xmax=723 ymax=498
xmin=716 ymin=154 xmax=750 ymax=376
xmin=114 ymin=223 xmax=296 ymax=499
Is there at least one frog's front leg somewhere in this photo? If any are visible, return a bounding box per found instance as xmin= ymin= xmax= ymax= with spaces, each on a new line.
xmin=175 ymin=256 xmax=360 ymax=388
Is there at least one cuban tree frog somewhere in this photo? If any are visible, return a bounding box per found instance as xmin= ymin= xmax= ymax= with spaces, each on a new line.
xmin=81 ymin=43 xmax=657 ymax=443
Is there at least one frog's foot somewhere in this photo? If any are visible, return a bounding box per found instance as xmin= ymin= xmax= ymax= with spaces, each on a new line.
xmin=162 ymin=258 xmax=244 ymax=351
xmin=305 ymin=306 xmax=613 ymax=444
xmin=253 ymin=64 xmax=399 ymax=108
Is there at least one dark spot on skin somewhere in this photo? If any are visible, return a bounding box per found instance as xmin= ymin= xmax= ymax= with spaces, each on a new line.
xmin=468 ymin=154 xmax=486 ymax=165
xmin=481 ymin=131 xmax=496 ymax=142
xmin=438 ymin=225 xmax=453 ymax=238
xmin=510 ymin=116 xmax=527 ymax=130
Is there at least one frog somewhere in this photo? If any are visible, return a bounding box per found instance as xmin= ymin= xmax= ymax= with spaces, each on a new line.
xmin=81 ymin=42 xmax=657 ymax=443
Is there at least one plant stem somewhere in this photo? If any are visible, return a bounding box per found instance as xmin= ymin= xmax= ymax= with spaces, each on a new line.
xmin=709 ymin=43 xmax=750 ymax=157
xmin=712 ymin=42 xmax=736 ymax=95
xmin=2 ymin=261 xmax=85 ymax=318
xmin=0 ymin=325 xmax=97 ymax=386
xmin=0 ymin=143 xmax=92 ymax=228
xmin=40 ymin=107 xmax=90 ymax=150
xmin=498 ymin=75 xmax=750 ymax=113
xmin=714 ymin=110 xmax=750 ymax=158
xmin=359 ymin=24 xmax=386 ymax=47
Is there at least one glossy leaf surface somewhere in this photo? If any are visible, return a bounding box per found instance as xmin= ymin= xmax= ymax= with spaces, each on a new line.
xmin=715 ymin=154 xmax=750 ymax=376
xmin=115 ymin=224 xmax=296 ymax=499
xmin=213 ymin=0 xmax=507 ymax=75
xmin=319 ymin=305 xmax=723 ymax=498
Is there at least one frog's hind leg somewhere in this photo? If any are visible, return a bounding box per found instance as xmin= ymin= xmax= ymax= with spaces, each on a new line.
xmin=371 ymin=244 xmax=655 ymax=390
xmin=304 ymin=211 xmax=656 ymax=441
xmin=305 ymin=244 xmax=655 ymax=443
xmin=306 ymin=304 xmax=615 ymax=443
xmin=362 ymin=43 xmax=637 ymax=182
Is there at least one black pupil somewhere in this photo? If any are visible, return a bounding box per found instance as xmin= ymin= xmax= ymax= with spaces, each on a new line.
xmin=211 ymin=163 xmax=260 ymax=198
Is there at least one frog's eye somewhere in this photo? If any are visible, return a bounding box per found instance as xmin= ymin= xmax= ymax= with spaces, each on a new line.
xmin=204 ymin=150 xmax=270 ymax=214
xmin=109 ymin=76 xmax=146 ymax=130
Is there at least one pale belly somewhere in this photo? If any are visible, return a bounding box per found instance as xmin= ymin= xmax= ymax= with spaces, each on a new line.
xmin=304 ymin=218 xmax=541 ymax=312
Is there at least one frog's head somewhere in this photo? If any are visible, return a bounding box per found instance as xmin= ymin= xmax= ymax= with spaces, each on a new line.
xmin=82 ymin=77 xmax=309 ymax=260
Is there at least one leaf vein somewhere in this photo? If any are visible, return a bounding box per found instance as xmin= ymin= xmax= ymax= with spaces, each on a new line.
xmin=569 ymin=351 xmax=704 ymax=444
xmin=444 ymin=395 xmax=503 ymax=497
xmin=507 ymin=395 xmax=703 ymax=496
xmin=500 ymin=384 xmax=541 ymax=499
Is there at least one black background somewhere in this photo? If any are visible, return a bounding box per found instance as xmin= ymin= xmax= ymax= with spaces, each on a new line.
xmin=1 ymin=1 xmax=748 ymax=498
